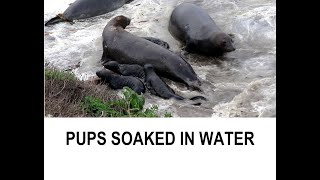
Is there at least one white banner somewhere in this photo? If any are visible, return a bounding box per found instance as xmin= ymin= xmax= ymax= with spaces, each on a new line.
xmin=44 ymin=118 xmax=276 ymax=180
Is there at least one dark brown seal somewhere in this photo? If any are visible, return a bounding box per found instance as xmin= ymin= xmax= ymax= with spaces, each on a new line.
xmin=168 ymin=3 xmax=235 ymax=56
xmin=144 ymin=64 xmax=206 ymax=105
xmin=103 ymin=61 xmax=145 ymax=79
xmin=96 ymin=68 xmax=145 ymax=94
xmin=45 ymin=0 xmax=134 ymax=26
xmin=101 ymin=15 xmax=202 ymax=91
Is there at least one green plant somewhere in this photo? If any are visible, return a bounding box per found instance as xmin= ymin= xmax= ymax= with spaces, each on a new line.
xmin=136 ymin=105 xmax=159 ymax=117
xmin=82 ymin=96 xmax=120 ymax=117
xmin=164 ymin=112 xmax=173 ymax=117
xmin=81 ymin=87 xmax=169 ymax=117
xmin=116 ymin=87 xmax=146 ymax=116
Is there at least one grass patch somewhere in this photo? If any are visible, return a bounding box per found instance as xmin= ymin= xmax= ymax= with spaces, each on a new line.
xmin=45 ymin=69 xmax=76 ymax=81
xmin=82 ymin=87 xmax=162 ymax=117
xmin=45 ymin=68 xmax=172 ymax=117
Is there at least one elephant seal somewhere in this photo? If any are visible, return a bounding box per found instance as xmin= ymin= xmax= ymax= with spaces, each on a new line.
xmin=101 ymin=15 xmax=202 ymax=91
xmin=45 ymin=0 xmax=134 ymax=26
xmin=96 ymin=68 xmax=145 ymax=94
xmin=103 ymin=61 xmax=145 ymax=79
xmin=168 ymin=3 xmax=235 ymax=56
xmin=144 ymin=64 xmax=206 ymax=105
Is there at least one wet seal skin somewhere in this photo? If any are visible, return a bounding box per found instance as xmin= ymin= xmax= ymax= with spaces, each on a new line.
xmin=45 ymin=0 xmax=134 ymax=26
xmin=144 ymin=64 xmax=206 ymax=106
xmin=96 ymin=68 xmax=145 ymax=94
xmin=103 ymin=61 xmax=145 ymax=79
xmin=169 ymin=3 xmax=235 ymax=56
xmin=142 ymin=37 xmax=170 ymax=49
xmin=101 ymin=15 xmax=202 ymax=91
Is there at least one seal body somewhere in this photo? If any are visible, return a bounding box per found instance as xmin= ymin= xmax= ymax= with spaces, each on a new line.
xmin=96 ymin=68 xmax=145 ymax=94
xmin=168 ymin=3 xmax=235 ymax=56
xmin=45 ymin=0 xmax=133 ymax=26
xmin=101 ymin=15 xmax=201 ymax=91
xmin=143 ymin=64 xmax=207 ymax=105
xmin=142 ymin=37 xmax=170 ymax=49
xmin=144 ymin=64 xmax=184 ymax=100
xmin=103 ymin=61 xmax=145 ymax=79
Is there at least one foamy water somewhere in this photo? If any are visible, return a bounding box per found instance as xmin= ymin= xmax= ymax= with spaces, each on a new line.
xmin=44 ymin=0 xmax=276 ymax=117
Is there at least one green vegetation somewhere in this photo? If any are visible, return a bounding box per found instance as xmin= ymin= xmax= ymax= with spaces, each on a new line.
xmin=82 ymin=87 xmax=163 ymax=117
xmin=45 ymin=68 xmax=172 ymax=117
xmin=164 ymin=112 xmax=173 ymax=117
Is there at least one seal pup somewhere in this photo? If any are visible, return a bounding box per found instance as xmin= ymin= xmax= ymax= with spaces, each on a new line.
xmin=144 ymin=64 xmax=206 ymax=105
xmin=45 ymin=0 xmax=134 ymax=26
xmin=168 ymin=3 xmax=235 ymax=56
xmin=101 ymin=15 xmax=202 ymax=91
xmin=142 ymin=37 xmax=170 ymax=49
xmin=96 ymin=68 xmax=145 ymax=94
xmin=103 ymin=61 xmax=145 ymax=79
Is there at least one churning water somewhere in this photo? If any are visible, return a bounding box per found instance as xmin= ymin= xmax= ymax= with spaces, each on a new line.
xmin=44 ymin=0 xmax=276 ymax=117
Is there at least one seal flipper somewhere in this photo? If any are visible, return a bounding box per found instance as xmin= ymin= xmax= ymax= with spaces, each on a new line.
xmin=189 ymin=96 xmax=207 ymax=101
xmin=188 ymin=96 xmax=207 ymax=106
xmin=45 ymin=16 xmax=65 ymax=26
xmin=172 ymin=94 xmax=184 ymax=100
xmin=142 ymin=37 xmax=170 ymax=49
xmin=146 ymin=80 xmax=158 ymax=95
xmin=45 ymin=14 xmax=72 ymax=26
xmin=125 ymin=0 xmax=134 ymax=4
xmin=186 ymin=80 xmax=203 ymax=92
xmin=172 ymin=94 xmax=206 ymax=106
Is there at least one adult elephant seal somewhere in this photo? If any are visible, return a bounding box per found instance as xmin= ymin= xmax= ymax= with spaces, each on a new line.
xmin=96 ymin=68 xmax=145 ymax=94
xmin=45 ymin=0 xmax=134 ymax=26
xmin=144 ymin=64 xmax=206 ymax=105
xmin=101 ymin=15 xmax=202 ymax=91
xmin=168 ymin=3 xmax=235 ymax=56
xmin=103 ymin=61 xmax=145 ymax=79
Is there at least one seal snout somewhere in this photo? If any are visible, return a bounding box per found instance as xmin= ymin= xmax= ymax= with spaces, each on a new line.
xmin=144 ymin=64 xmax=153 ymax=69
xmin=228 ymin=41 xmax=236 ymax=52
xmin=103 ymin=61 xmax=119 ymax=71
xmin=126 ymin=17 xmax=131 ymax=25
xmin=96 ymin=68 xmax=111 ymax=77
xmin=226 ymin=45 xmax=236 ymax=52
xmin=222 ymin=37 xmax=236 ymax=52
xmin=96 ymin=70 xmax=103 ymax=77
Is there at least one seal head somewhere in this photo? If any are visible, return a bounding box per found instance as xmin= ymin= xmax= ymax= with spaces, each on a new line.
xmin=211 ymin=33 xmax=235 ymax=52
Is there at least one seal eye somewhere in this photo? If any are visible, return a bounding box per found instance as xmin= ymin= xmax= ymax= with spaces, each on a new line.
xmin=222 ymin=41 xmax=227 ymax=46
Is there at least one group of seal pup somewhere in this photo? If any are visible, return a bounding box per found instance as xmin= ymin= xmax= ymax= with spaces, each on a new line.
xmin=45 ymin=0 xmax=236 ymax=105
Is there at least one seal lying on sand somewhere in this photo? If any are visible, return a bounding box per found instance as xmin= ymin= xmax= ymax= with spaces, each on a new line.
xmin=101 ymin=15 xmax=202 ymax=91
xmin=103 ymin=61 xmax=145 ymax=79
xmin=45 ymin=0 xmax=134 ymax=26
xmin=96 ymin=68 xmax=145 ymax=94
xmin=168 ymin=3 xmax=235 ymax=56
xmin=144 ymin=64 xmax=206 ymax=105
